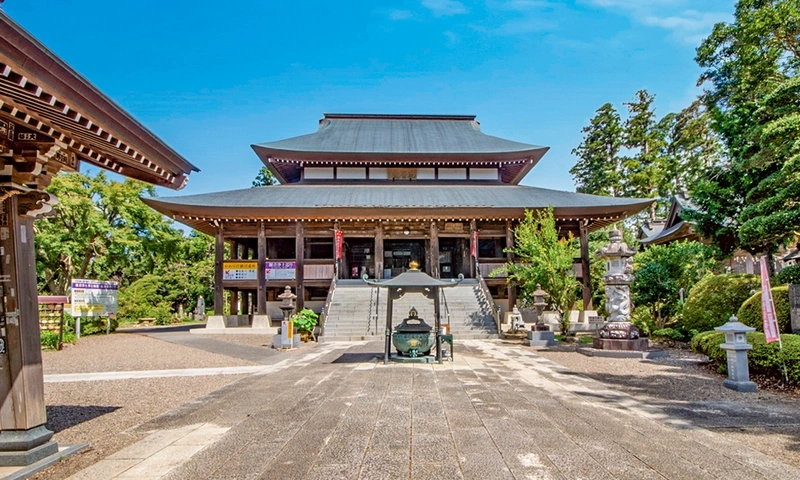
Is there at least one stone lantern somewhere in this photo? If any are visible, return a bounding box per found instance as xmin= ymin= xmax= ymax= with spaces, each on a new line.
xmin=277 ymin=286 xmax=297 ymax=349
xmin=527 ymin=284 xmax=557 ymax=347
xmin=715 ymin=315 xmax=757 ymax=392
xmin=594 ymin=228 xmax=647 ymax=351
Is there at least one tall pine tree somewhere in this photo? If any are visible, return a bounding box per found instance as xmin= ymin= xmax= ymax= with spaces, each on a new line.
xmin=570 ymin=103 xmax=624 ymax=196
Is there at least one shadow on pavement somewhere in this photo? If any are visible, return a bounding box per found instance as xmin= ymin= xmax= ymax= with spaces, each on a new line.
xmin=329 ymin=353 xmax=380 ymax=364
xmin=117 ymin=324 xmax=205 ymax=334
xmin=46 ymin=405 xmax=121 ymax=433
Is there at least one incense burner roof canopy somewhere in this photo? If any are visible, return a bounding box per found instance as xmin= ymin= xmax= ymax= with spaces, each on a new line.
xmin=252 ymin=114 xmax=549 ymax=184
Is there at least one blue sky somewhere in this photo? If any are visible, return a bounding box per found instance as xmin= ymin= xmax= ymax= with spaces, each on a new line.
xmin=5 ymin=0 xmax=734 ymax=197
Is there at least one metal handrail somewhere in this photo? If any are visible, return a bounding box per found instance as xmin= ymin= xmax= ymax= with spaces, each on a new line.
xmin=440 ymin=288 xmax=451 ymax=327
xmin=320 ymin=276 xmax=337 ymax=337
xmin=475 ymin=266 xmax=502 ymax=336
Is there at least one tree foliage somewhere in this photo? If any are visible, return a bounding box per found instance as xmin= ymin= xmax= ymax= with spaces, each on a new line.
xmin=252 ymin=166 xmax=277 ymax=187
xmin=35 ymin=171 xmax=215 ymax=324
xmin=500 ymin=208 xmax=580 ymax=336
xmin=570 ymin=103 xmax=623 ymax=196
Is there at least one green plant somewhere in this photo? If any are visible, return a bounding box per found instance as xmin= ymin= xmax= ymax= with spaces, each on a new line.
xmin=737 ymin=286 xmax=792 ymax=333
xmin=630 ymin=305 xmax=656 ymax=337
xmin=40 ymin=330 xmax=77 ymax=349
xmin=682 ymin=274 xmax=760 ymax=333
xmin=291 ymin=308 xmax=319 ymax=333
xmin=651 ymin=328 xmax=686 ymax=341
xmin=777 ymin=264 xmax=800 ymax=285
xmin=692 ymin=331 xmax=800 ymax=383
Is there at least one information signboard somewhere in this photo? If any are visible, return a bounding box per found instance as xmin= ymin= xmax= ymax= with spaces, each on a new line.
xmin=266 ymin=261 xmax=296 ymax=280
xmin=223 ymin=261 xmax=258 ymax=281
xmin=70 ymin=279 xmax=118 ymax=317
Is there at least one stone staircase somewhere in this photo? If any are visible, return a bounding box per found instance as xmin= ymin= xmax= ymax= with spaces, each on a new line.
xmin=320 ymin=279 xmax=498 ymax=342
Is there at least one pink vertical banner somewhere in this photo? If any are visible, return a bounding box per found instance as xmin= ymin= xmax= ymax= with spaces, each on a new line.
xmin=760 ymin=257 xmax=780 ymax=343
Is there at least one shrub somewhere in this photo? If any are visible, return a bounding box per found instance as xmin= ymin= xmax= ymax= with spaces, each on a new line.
xmin=682 ymin=274 xmax=760 ymax=333
xmin=737 ymin=286 xmax=792 ymax=333
xmin=40 ymin=330 xmax=77 ymax=349
xmin=777 ymin=264 xmax=800 ymax=285
xmin=630 ymin=305 xmax=656 ymax=337
xmin=651 ymin=328 xmax=686 ymax=341
xmin=692 ymin=330 xmax=800 ymax=382
xmin=291 ymin=308 xmax=319 ymax=333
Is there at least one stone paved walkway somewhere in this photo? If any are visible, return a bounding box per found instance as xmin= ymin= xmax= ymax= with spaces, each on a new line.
xmin=65 ymin=340 xmax=800 ymax=479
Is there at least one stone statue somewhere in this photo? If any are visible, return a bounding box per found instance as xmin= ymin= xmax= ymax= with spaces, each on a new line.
xmin=194 ymin=295 xmax=206 ymax=322
xmin=595 ymin=228 xmax=640 ymax=341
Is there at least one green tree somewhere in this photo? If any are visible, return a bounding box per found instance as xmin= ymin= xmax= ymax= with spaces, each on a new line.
xmin=690 ymin=0 xmax=800 ymax=260
xmin=499 ymin=208 xmax=580 ymax=336
xmin=622 ymin=90 xmax=669 ymax=220
xmin=570 ymin=103 xmax=624 ymax=196
xmin=252 ymin=166 xmax=277 ymax=187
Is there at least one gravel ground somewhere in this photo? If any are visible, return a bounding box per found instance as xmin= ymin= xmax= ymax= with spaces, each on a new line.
xmin=43 ymin=332 xmax=256 ymax=374
xmin=535 ymin=344 xmax=800 ymax=468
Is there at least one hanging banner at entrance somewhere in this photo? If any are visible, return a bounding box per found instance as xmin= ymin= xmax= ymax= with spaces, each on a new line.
xmin=70 ymin=279 xmax=118 ymax=317
xmin=266 ymin=261 xmax=296 ymax=280
xmin=471 ymin=231 xmax=478 ymax=257
xmin=334 ymin=230 xmax=344 ymax=259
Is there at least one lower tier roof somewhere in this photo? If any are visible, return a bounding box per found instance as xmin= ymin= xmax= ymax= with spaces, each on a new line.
xmin=143 ymin=183 xmax=653 ymax=235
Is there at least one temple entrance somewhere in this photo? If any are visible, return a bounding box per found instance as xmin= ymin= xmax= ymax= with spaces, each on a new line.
xmin=439 ymin=238 xmax=469 ymax=278
xmin=383 ymin=240 xmax=426 ymax=278
xmin=344 ymin=237 xmax=375 ymax=279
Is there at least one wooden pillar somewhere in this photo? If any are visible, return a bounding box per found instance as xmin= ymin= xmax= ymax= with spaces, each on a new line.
xmin=334 ymin=221 xmax=342 ymax=280
xmin=214 ymin=224 xmax=224 ymax=315
xmin=430 ymin=221 xmax=440 ymax=279
xmin=469 ymin=219 xmax=477 ymax=278
xmin=0 ymin=196 xmax=48 ymax=434
xmin=375 ymin=223 xmax=384 ymax=279
xmin=229 ymin=241 xmax=239 ymax=315
xmin=257 ymin=222 xmax=267 ymax=315
xmin=242 ymin=290 xmax=250 ymax=315
xmin=506 ymin=220 xmax=517 ymax=309
xmin=296 ymin=222 xmax=305 ymax=312
xmin=579 ymin=222 xmax=593 ymax=311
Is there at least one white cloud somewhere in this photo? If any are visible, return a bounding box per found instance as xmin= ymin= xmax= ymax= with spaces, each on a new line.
xmin=585 ymin=0 xmax=731 ymax=44
xmin=443 ymin=30 xmax=460 ymax=44
xmin=422 ymin=0 xmax=468 ymax=17
xmin=390 ymin=9 xmax=413 ymax=20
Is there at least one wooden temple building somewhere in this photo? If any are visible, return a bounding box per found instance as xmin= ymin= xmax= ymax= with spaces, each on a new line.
xmin=0 ymin=11 xmax=196 ymax=465
xmin=145 ymin=113 xmax=653 ymax=335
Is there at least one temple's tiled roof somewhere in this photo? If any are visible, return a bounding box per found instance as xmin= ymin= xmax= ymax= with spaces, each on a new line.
xmin=254 ymin=114 xmax=545 ymax=156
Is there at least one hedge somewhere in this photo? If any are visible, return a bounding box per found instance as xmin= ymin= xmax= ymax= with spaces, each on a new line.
xmin=682 ymin=274 xmax=760 ymax=333
xmin=691 ymin=331 xmax=800 ymax=382
xmin=777 ymin=264 xmax=800 ymax=285
xmin=737 ymin=286 xmax=791 ymax=333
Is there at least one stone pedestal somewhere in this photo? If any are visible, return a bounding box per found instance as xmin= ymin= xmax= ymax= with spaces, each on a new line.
xmin=592 ymin=337 xmax=648 ymax=351
xmin=527 ymin=330 xmax=557 ymax=347
xmin=0 ymin=425 xmax=58 ymax=466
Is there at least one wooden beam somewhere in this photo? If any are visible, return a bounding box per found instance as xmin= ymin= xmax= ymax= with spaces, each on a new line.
xmin=214 ymin=224 xmax=224 ymax=315
xmin=375 ymin=223 xmax=384 ymax=279
xmin=430 ymin=221 xmax=440 ymax=278
xmin=580 ymin=222 xmax=593 ymax=311
xmin=257 ymin=222 xmax=267 ymax=315
xmin=506 ymin=220 xmax=516 ymax=309
xmin=469 ymin=219 xmax=477 ymax=278
xmin=296 ymin=222 xmax=305 ymax=312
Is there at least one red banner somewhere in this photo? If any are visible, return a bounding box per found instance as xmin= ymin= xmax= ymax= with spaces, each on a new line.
xmin=471 ymin=231 xmax=478 ymax=257
xmin=334 ymin=230 xmax=344 ymax=260
xmin=760 ymin=257 xmax=780 ymax=343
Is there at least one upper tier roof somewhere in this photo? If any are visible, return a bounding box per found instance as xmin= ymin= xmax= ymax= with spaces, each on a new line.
xmin=252 ymin=114 xmax=549 ymax=184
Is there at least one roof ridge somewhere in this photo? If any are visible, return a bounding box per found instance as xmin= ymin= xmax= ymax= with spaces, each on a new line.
xmin=322 ymin=113 xmax=477 ymax=121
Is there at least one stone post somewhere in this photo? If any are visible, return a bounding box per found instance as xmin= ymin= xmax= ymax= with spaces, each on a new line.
xmin=593 ymin=228 xmax=647 ymax=351
xmin=790 ymin=284 xmax=800 ymax=334
xmin=715 ymin=315 xmax=757 ymax=392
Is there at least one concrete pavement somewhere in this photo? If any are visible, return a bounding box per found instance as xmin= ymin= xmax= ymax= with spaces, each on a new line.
xmin=59 ymin=338 xmax=800 ymax=480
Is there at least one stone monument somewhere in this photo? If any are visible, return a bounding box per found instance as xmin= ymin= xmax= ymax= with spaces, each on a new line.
xmin=194 ymin=296 xmax=206 ymax=322
xmin=715 ymin=315 xmax=757 ymax=392
xmin=593 ymin=228 xmax=648 ymax=351
xmin=526 ymin=285 xmax=557 ymax=347
xmin=790 ymin=284 xmax=800 ymax=334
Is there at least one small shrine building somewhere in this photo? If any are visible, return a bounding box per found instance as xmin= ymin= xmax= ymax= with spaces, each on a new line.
xmin=145 ymin=114 xmax=652 ymax=319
